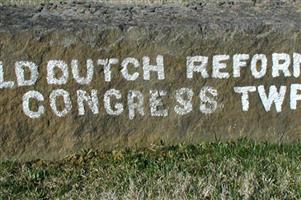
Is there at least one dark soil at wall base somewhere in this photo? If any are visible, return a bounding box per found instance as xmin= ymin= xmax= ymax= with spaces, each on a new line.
xmin=1 ymin=1 xmax=301 ymax=160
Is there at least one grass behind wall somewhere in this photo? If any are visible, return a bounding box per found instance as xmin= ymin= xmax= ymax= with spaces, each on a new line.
xmin=1 ymin=139 xmax=301 ymax=199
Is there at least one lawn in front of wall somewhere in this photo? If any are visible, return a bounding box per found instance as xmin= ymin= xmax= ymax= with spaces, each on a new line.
xmin=1 ymin=138 xmax=301 ymax=199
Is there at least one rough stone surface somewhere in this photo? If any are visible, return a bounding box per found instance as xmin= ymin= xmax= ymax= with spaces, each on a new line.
xmin=1 ymin=1 xmax=301 ymax=160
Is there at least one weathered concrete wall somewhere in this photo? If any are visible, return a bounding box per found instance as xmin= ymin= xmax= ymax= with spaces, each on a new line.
xmin=1 ymin=1 xmax=301 ymax=160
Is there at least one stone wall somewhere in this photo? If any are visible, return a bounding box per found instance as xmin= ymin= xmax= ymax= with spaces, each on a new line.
xmin=1 ymin=1 xmax=301 ymax=160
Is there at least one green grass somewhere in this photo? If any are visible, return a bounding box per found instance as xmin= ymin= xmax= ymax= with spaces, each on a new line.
xmin=1 ymin=139 xmax=301 ymax=199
